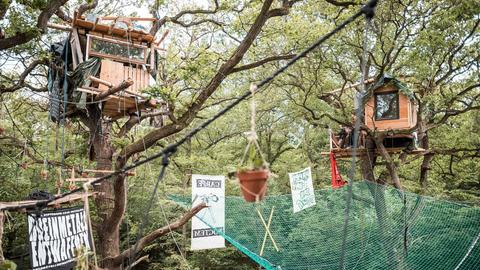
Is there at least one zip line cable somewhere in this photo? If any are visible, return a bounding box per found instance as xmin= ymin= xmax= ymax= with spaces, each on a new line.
xmin=339 ymin=2 xmax=377 ymax=269
xmin=0 ymin=0 xmax=379 ymax=222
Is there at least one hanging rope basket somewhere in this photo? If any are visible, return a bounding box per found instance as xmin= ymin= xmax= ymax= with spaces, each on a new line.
xmin=237 ymin=84 xmax=270 ymax=202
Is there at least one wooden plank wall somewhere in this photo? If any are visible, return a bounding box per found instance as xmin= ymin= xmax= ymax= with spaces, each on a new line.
xmin=365 ymin=85 xmax=414 ymax=131
xmin=99 ymin=59 xmax=150 ymax=93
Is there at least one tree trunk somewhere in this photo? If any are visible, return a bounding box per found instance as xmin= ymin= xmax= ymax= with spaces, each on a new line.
xmin=418 ymin=128 xmax=433 ymax=192
xmin=374 ymin=134 xmax=402 ymax=189
xmin=361 ymin=136 xmax=401 ymax=269
xmin=85 ymin=107 xmax=121 ymax=268
xmin=360 ymin=137 xmax=376 ymax=182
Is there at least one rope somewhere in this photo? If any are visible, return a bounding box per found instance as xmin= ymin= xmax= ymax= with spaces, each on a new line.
xmin=60 ymin=37 xmax=70 ymax=174
xmin=0 ymin=0 xmax=377 ymax=215
xmin=128 ymin=153 xmax=171 ymax=261
xmin=339 ymin=0 xmax=377 ymax=268
xmin=453 ymin=232 xmax=480 ymax=270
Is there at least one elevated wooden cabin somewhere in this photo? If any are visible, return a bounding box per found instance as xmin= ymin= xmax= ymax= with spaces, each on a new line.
xmin=326 ymin=75 xmax=422 ymax=158
xmin=364 ymin=75 xmax=417 ymax=131
xmin=48 ymin=13 xmax=168 ymax=121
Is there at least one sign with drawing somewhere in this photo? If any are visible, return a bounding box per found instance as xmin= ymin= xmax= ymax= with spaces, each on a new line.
xmin=289 ymin=167 xmax=316 ymax=213
xmin=27 ymin=207 xmax=91 ymax=270
xmin=191 ymin=174 xmax=225 ymax=250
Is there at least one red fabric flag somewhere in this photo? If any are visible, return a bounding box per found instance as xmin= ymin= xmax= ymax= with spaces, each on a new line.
xmin=330 ymin=152 xmax=347 ymax=189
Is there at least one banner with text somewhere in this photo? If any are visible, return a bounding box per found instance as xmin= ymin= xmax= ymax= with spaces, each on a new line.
xmin=27 ymin=207 xmax=91 ymax=270
xmin=191 ymin=174 xmax=225 ymax=250
xmin=289 ymin=167 xmax=316 ymax=213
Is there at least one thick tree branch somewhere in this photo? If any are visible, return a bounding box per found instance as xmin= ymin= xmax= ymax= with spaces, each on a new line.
xmin=77 ymin=0 xmax=98 ymax=18
xmin=56 ymin=7 xmax=72 ymax=23
xmin=0 ymin=59 xmax=47 ymax=94
xmin=105 ymin=203 xmax=207 ymax=268
xmin=229 ymin=54 xmax=296 ymax=73
xmin=0 ymin=0 xmax=11 ymax=20
xmin=0 ymin=0 xmax=69 ymax=50
xmin=150 ymin=0 xmax=220 ymax=35
xmin=94 ymin=79 xmax=134 ymax=101
xmin=324 ymin=0 xmax=358 ymax=7
xmin=117 ymin=114 xmax=140 ymax=137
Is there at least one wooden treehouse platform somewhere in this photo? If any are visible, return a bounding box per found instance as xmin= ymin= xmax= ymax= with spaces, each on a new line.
xmin=48 ymin=14 xmax=169 ymax=120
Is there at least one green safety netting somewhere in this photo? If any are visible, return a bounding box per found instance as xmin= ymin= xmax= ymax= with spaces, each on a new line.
xmin=170 ymin=181 xmax=480 ymax=270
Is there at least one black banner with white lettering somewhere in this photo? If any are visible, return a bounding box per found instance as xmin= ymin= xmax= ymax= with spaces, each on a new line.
xmin=27 ymin=207 xmax=91 ymax=270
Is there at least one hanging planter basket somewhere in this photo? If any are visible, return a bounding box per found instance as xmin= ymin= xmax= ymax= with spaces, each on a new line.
xmin=237 ymin=132 xmax=270 ymax=202
xmin=237 ymin=168 xmax=269 ymax=202
xmin=237 ymin=84 xmax=270 ymax=202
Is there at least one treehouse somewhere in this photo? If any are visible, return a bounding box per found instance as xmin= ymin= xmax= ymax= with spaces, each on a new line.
xmin=47 ymin=13 xmax=168 ymax=121
xmin=326 ymin=74 xmax=423 ymax=158
xmin=364 ymin=74 xmax=417 ymax=133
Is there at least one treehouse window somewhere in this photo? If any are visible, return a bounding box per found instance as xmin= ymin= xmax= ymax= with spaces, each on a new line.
xmin=375 ymin=91 xmax=399 ymax=120
xmin=87 ymin=35 xmax=147 ymax=65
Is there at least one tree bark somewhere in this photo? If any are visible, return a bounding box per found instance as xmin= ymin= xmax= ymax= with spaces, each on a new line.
xmin=374 ymin=134 xmax=402 ymax=189
xmin=418 ymin=124 xmax=433 ymax=193
xmin=0 ymin=0 xmax=69 ymax=50
xmin=84 ymin=106 xmax=119 ymax=265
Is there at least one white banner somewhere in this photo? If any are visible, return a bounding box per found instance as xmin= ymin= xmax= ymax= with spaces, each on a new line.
xmin=289 ymin=167 xmax=316 ymax=213
xmin=27 ymin=207 xmax=91 ymax=270
xmin=191 ymin=174 xmax=225 ymax=250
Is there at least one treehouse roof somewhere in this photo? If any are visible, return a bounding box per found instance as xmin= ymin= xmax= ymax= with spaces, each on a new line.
xmin=368 ymin=73 xmax=414 ymax=100
xmin=72 ymin=14 xmax=155 ymax=43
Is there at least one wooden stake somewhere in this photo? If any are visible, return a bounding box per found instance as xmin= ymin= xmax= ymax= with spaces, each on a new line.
xmin=89 ymin=76 xmax=114 ymax=88
xmin=47 ymin=23 xmax=72 ymax=31
xmin=256 ymin=207 xmax=279 ymax=254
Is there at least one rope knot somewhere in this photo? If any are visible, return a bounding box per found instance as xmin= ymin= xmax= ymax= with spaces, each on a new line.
xmin=244 ymin=131 xmax=258 ymax=142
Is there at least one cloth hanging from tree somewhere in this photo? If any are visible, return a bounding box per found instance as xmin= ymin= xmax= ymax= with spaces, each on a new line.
xmin=330 ymin=152 xmax=346 ymax=189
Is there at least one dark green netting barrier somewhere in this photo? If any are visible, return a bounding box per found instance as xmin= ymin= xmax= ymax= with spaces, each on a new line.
xmin=170 ymin=181 xmax=480 ymax=270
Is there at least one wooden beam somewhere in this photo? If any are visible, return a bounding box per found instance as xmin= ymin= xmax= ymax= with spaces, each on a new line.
xmin=155 ymin=30 xmax=170 ymax=46
xmin=66 ymin=178 xmax=97 ymax=182
xmin=73 ymin=18 xmax=155 ymax=42
xmin=94 ymin=79 xmax=134 ymax=101
xmin=100 ymin=17 xmax=157 ymax=22
xmin=89 ymin=76 xmax=114 ymax=88
xmin=0 ymin=192 xmax=98 ymax=212
xmin=47 ymin=22 xmax=72 ymax=31
xmin=92 ymin=17 xmax=100 ymax=31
